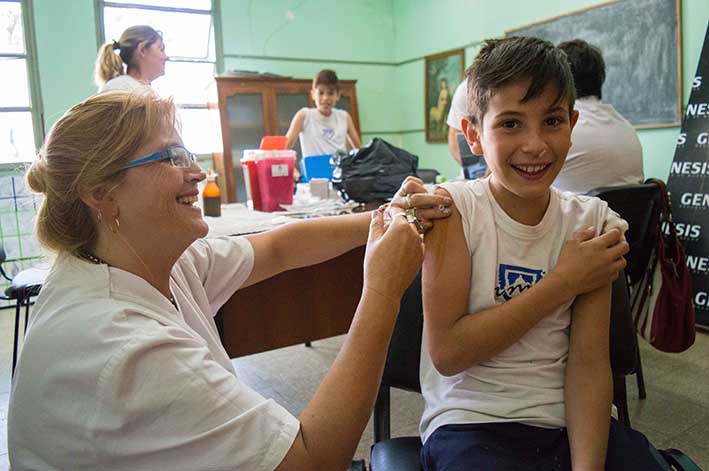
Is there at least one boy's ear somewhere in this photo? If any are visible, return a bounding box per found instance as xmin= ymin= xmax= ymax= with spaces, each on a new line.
xmin=570 ymin=110 xmax=580 ymax=131
xmin=461 ymin=117 xmax=484 ymax=156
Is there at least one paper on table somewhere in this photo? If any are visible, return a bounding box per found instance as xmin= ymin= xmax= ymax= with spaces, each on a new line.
xmin=204 ymin=204 xmax=295 ymax=237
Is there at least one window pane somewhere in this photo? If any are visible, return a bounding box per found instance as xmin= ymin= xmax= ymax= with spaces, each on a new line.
xmin=152 ymin=61 xmax=215 ymax=105
xmin=178 ymin=108 xmax=222 ymax=155
xmin=0 ymin=112 xmax=36 ymax=164
xmin=106 ymin=0 xmax=211 ymax=10
xmin=104 ymin=7 xmax=213 ymax=60
xmin=0 ymin=58 xmax=30 ymax=107
xmin=0 ymin=2 xmax=25 ymax=54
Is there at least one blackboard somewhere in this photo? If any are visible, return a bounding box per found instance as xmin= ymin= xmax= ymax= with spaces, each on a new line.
xmin=507 ymin=0 xmax=682 ymax=129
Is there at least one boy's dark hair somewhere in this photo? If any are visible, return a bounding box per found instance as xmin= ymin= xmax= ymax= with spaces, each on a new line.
xmin=313 ymin=69 xmax=340 ymax=91
xmin=557 ymin=39 xmax=605 ymax=99
xmin=467 ymin=36 xmax=576 ymax=125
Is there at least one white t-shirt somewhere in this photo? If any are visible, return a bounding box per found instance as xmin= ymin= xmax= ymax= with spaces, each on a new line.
xmin=553 ymin=96 xmax=644 ymax=193
xmin=420 ymin=177 xmax=625 ymax=443
xmin=8 ymin=237 xmax=300 ymax=471
xmin=446 ymin=80 xmax=469 ymax=130
xmin=298 ymin=107 xmax=349 ymax=157
xmin=99 ymin=74 xmax=152 ymax=94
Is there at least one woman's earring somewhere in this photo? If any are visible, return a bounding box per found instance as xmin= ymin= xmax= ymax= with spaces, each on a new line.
xmin=108 ymin=208 xmax=120 ymax=234
xmin=97 ymin=210 xmax=103 ymax=223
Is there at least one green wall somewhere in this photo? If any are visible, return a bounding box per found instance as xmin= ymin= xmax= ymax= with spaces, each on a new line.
xmin=220 ymin=0 xmax=401 ymax=145
xmin=33 ymin=0 xmax=97 ymax=131
xmin=27 ymin=0 xmax=709 ymax=182
xmin=391 ymin=0 xmax=709 ymax=181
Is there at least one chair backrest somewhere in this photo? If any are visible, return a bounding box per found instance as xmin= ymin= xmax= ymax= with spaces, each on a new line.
xmin=373 ymin=272 xmax=423 ymax=443
xmin=382 ymin=271 xmax=423 ymax=393
xmin=587 ymin=182 xmax=662 ymax=285
xmin=610 ymin=272 xmax=638 ymax=376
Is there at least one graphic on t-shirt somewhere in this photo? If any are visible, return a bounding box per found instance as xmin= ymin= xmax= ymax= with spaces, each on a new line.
xmin=495 ymin=264 xmax=546 ymax=301
xmin=321 ymin=128 xmax=335 ymax=141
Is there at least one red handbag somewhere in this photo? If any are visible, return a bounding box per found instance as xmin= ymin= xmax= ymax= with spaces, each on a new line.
xmin=630 ymin=179 xmax=696 ymax=353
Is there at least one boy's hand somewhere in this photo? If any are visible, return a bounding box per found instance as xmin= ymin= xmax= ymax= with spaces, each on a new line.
xmin=549 ymin=227 xmax=629 ymax=301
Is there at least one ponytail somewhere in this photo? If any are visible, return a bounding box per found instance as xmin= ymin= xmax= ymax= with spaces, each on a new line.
xmin=94 ymin=41 xmax=124 ymax=87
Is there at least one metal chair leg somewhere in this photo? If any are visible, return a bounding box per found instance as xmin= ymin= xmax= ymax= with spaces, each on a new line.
xmin=373 ymin=386 xmax=391 ymax=443
xmin=12 ymin=294 xmax=23 ymax=377
xmin=24 ymin=293 xmax=31 ymax=332
xmin=613 ymin=375 xmax=631 ymax=427
xmin=635 ymin=336 xmax=647 ymax=400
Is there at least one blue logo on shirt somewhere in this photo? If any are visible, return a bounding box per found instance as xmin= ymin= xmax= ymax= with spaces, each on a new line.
xmin=495 ymin=264 xmax=546 ymax=301
xmin=322 ymin=128 xmax=335 ymax=141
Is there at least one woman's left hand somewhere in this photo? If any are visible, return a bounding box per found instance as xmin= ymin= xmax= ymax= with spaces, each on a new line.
xmin=384 ymin=176 xmax=452 ymax=233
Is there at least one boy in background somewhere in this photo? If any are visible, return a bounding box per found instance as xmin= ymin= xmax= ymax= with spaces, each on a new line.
xmin=420 ymin=36 xmax=668 ymax=470
xmin=286 ymin=69 xmax=361 ymax=160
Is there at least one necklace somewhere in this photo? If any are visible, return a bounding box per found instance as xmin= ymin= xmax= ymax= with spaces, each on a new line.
xmin=79 ymin=249 xmax=178 ymax=309
xmin=80 ymin=249 xmax=106 ymax=265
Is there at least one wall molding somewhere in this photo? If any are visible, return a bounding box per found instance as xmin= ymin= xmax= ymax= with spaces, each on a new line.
xmin=223 ymin=40 xmax=483 ymax=68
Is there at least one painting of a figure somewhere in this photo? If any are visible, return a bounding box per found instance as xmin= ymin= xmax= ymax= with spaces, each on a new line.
xmin=425 ymin=49 xmax=464 ymax=142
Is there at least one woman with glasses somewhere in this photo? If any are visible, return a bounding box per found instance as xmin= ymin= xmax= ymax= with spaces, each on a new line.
xmin=8 ymin=91 xmax=451 ymax=470
xmin=95 ymin=25 xmax=168 ymax=93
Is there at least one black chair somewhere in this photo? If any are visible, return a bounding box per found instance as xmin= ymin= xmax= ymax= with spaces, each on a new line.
xmin=370 ymin=272 xmax=646 ymax=469
xmin=370 ymin=272 xmax=424 ymax=471
xmin=416 ymin=169 xmax=440 ymax=185
xmin=0 ymin=246 xmax=49 ymax=376
xmin=588 ymin=182 xmax=665 ymax=406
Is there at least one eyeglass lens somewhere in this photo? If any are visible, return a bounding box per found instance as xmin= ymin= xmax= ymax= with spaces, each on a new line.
xmin=169 ymin=147 xmax=194 ymax=168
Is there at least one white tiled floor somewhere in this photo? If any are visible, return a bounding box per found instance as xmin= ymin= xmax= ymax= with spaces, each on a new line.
xmin=2 ymin=305 xmax=709 ymax=470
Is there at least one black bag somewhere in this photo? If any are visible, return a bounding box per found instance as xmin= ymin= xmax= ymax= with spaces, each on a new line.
xmin=332 ymin=138 xmax=418 ymax=203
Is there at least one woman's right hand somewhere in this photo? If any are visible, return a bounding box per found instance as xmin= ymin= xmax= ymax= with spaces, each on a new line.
xmin=363 ymin=208 xmax=424 ymax=304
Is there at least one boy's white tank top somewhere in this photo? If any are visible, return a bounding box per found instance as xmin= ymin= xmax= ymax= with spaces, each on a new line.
xmin=298 ymin=107 xmax=349 ymax=157
xmin=420 ymin=177 xmax=624 ymax=443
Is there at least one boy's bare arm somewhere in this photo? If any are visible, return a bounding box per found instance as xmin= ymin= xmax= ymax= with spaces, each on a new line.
xmin=346 ymin=113 xmax=362 ymax=148
xmin=285 ymin=110 xmax=306 ymax=149
xmin=422 ymin=189 xmax=628 ymax=376
xmin=565 ymin=284 xmax=613 ymax=471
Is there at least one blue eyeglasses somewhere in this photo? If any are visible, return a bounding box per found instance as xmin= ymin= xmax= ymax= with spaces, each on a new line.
xmin=122 ymin=145 xmax=197 ymax=170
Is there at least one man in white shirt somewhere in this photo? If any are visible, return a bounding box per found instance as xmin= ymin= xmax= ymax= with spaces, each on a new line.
xmin=554 ymin=39 xmax=644 ymax=193
xmin=446 ymin=80 xmax=468 ymax=166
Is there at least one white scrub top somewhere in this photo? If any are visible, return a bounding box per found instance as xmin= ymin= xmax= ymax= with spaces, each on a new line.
xmin=8 ymin=236 xmax=300 ymax=471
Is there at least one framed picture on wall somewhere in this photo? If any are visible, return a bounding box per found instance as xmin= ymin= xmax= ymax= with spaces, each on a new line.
xmin=425 ymin=48 xmax=464 ymax=143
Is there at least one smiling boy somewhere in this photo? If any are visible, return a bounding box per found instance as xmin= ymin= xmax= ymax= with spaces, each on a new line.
xmin=285 ymin=69 xmax=361 ymax=158
xmin=420 ymin=37 xmax=669 ymax=471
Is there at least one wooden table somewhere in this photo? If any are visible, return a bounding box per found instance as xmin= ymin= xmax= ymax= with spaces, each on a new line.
xmin=215 ymin=246 xmax=365 ymax=358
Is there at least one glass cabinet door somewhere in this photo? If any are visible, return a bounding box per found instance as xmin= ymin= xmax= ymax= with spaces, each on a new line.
xmin=276 ymin=92 xmax=309 ymax=169
xmin=337 ymin=95 xmax=351 ymax=114
xmin=227 ymin=93 xmax=264 ymax=202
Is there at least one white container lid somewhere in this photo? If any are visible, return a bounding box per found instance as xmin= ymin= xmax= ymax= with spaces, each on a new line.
xmin=242 ymin=149 xmax=296 ymax=160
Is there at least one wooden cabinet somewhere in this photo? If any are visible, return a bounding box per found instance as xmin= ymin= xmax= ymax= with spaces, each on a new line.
xmin=214 ymin=75 xmax=360 ymax=203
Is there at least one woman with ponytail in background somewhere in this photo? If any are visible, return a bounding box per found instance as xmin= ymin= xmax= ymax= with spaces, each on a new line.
xmin=94 ymin=25 xmax=168 ymax=93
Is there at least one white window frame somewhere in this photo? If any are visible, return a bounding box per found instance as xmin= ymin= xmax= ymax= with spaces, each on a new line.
xmin=95 ymin=0 xmax=224 ymax=156
xmin=0 ymin=0 xmax=44 ymax=169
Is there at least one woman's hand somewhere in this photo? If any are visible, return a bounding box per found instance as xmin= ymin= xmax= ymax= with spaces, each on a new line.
xmin=363 ymin=208 xmax=424 ymax=303
xmin=386 ymin=176 xmax=452 ymax=232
